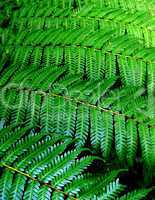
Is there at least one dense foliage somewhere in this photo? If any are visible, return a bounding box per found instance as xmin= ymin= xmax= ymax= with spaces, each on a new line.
xmin=0 ymin=0 xmax=155 ymax=199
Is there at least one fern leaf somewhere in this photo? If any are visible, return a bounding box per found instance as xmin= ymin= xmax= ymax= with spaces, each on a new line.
xmin=118 ymin=188 xmax=152 ymax=200
xmin=43 ymin=47 xmax=54 ymax=67
xmin=114 ymin=115 xmax=127 ymax=162
xmin=119 ymin=57 xmax=146 ymax=87
xmin=0 ymin=127 xmax=29 ymax=158
xmin=10 ymin=174 xmax=27 ymax=200
xmin=40 ymin=95 xmax=54 ymax=132
xmin=38 ymin=148 xmax=84 ymax=182
xmin=89 ymin=77 xmax=116 ymax=104
xmin=0 ymin=124 xmax=18 ymax=141
xmin=62 ymin=101 xmax=77 ymax=137
xmin=104 ymin=179 xmax=125 ymax=200
xmin=75 ymin=105 xmax=89 ymax=147
xmin=1 ymin=89 xmax=17 ymax=124
xmin=150 ymin=127 xmax=155 ymax=168
xmin=11 ymin=91 xmax=29 ymax=125
xmin=86 ymin=48 xmax=103 ymax=80
xmin=0 ymin=64 xmax=19 ymax=87
xmin=79 ymin=170 xmax=125 ymax=199
xmin=65 ymin=47 xmax=86 ymax=75
xmin=139 ymin=124 xmax=152 ymax=167
xmin=100 ymin=111 xmax=113 ymax=159
xmin=52 ymin=191 xmax=64 ymax=200
xmin=0 ymin=170 xmax=13 ymax=200
xmin=11 ymin=65 xmax=38 ymax=85
xmin=15 ymin=135 xmax=63 ymax=170
xmin=23 ymin=180 xmax=40 ymax=200
xmin=38 ymin=185 xmax=52 ymax=200
xmin=90 ymin=109 xmax=103 ymax=149
xmin=26 ymin=92 xmax=41 ymax=127
xmin=148 ymin=60 xmax=155 ymax=90
xmin=126 ymin=120 xmax=138 ymax=167
xmin=52 ymin=156 xmax=96 ymax=188
xmin=2 ymin=132 xmax=46 ymax=165
xmin=30 ymin=47 xmax=43 ymax=66
xmin=105 ymin=53 xmax=116 ymax=78
xmin=27 ymin=140 xmax=72 ymax=177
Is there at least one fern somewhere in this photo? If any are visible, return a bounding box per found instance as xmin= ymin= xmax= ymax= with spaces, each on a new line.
xmin=7 ymin=1 xmax=155 ymax=48
xmin=1 ymin=125 xmax=151 ymax=200
xmin=138 ymin=124 xmax=152 ymax=168
xmin=0 ymin=0 xmax=155 ymax=199
xmin=0 ymin=65 xmax=151 ymax=121
xmin=2 ymin=27 xmax=155 ymax=90
xmin=1 ymin=2 xmax=153 ymax=89
xmin=0 ymin=65 xmax=154 ymax=168
xmin=118 ymin=188 xmax=153 ymax=200
xmin=0 ymin=81 xmax=154 ymax=169
xmin=82 ymin=0 xmax=155 ymax=13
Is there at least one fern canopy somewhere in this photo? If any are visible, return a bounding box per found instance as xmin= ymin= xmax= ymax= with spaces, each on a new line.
xmin=0 ymin=0 xmax=155 ymax=199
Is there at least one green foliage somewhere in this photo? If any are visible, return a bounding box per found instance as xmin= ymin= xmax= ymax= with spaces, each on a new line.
xmin=0 ymin=65 xmax=154 ymax=169
xmin=0 ymin=126 xmax=153 ymax=199
xmin=0 ymin=0 xmax=155 ymax=199
xmin=1 ymin=1 xmax=155 ymax=91
xmin=2 ymin=28 xmax=155 ymax=86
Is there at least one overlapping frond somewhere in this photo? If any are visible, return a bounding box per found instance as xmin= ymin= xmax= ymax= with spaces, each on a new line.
xmin=0 ymin=125 xmax=152 ymax=200
xmin=0 ymin=65 xmax=152 ymax=121
xmin=81 ymin=0 xmax=155 ymax=13
xmin=2 ymin=28 xmax=155 ymax=93
xmin=0 ymin=70 xmax=154 ymax=169
xmin=1 ymin=0 xmax=155 ymax=94
xmin=0 ymin=0 xmax=155 ymax=198
xmin=8 ymin=4 xmax=155 ymax=47
xmin=0 ymin=125 xmax=95 ymax=199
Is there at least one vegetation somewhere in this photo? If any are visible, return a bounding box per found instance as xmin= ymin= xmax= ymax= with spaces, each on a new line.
xmin=0 ymin=0 xmax=155 ymax=199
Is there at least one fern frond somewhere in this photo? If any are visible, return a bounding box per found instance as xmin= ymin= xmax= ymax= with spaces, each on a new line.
xmin=3 ymin=27 xmax=155 ymax=90
xmin=75 ymin=105 xmax=89 ymax=147
xmin=139 ymin=124 xmax=152 ymax=168
xmin=15 ymin=135 xmax=64 ymax=170
xmin=150 ymin=127 xmax=155 ymax=168
xmin=0 ymin=125 xmax=153 ymax=199
xmin=0 ymin=126 xmax=30 ymax=157
xmin=0 ymin=125 xmax=109 ymax=199
xmin=76 ymin=6 xmax=155 ymax=47
xmin=0 ymin=64 xmax=20 ymax=87
xmin=2 ymin=132 xmax=47 ymax=165
xmin=78 ymin=170 xmax=125 ymax=199
xmin=10 ymin=174 xmax=27 ymax=200
xmin=104 ymin=179 xmax=125 ymax=200
xmin=30 ymin=47 xmax=43 ymax=67
xmin=0 ymin=170 xmax=13 ymax=200
xmin=11 ymin=90 xmax=29 ymax=125
xmin=118 ymin=188 xmax=152 ymax=200
xmin=115 ymin=115 xmax=127 ymax=163
xmin=26 ymin=91 xmax=41 ymax=126
xmin=9 ymin=2 xmax=155 ymax=47
xmin=126 ymin=120 xmax=138 ymax=167
xmin=100 ymin=111 xmax=113 ymax=159
xmin=1 ymin=1 xmax=155 ymax=199
xmin=0 ymin=73 xmax=154 ymax=168
xmin=84 ymin=0 xmax=155 ymax=13
xmin=23 ymin=180 xmax=40 ymax=200
xmin=37 ymin=185 xmax=52 ymax=200
xmin=15 ymin=0 xmax=83 ymax=9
